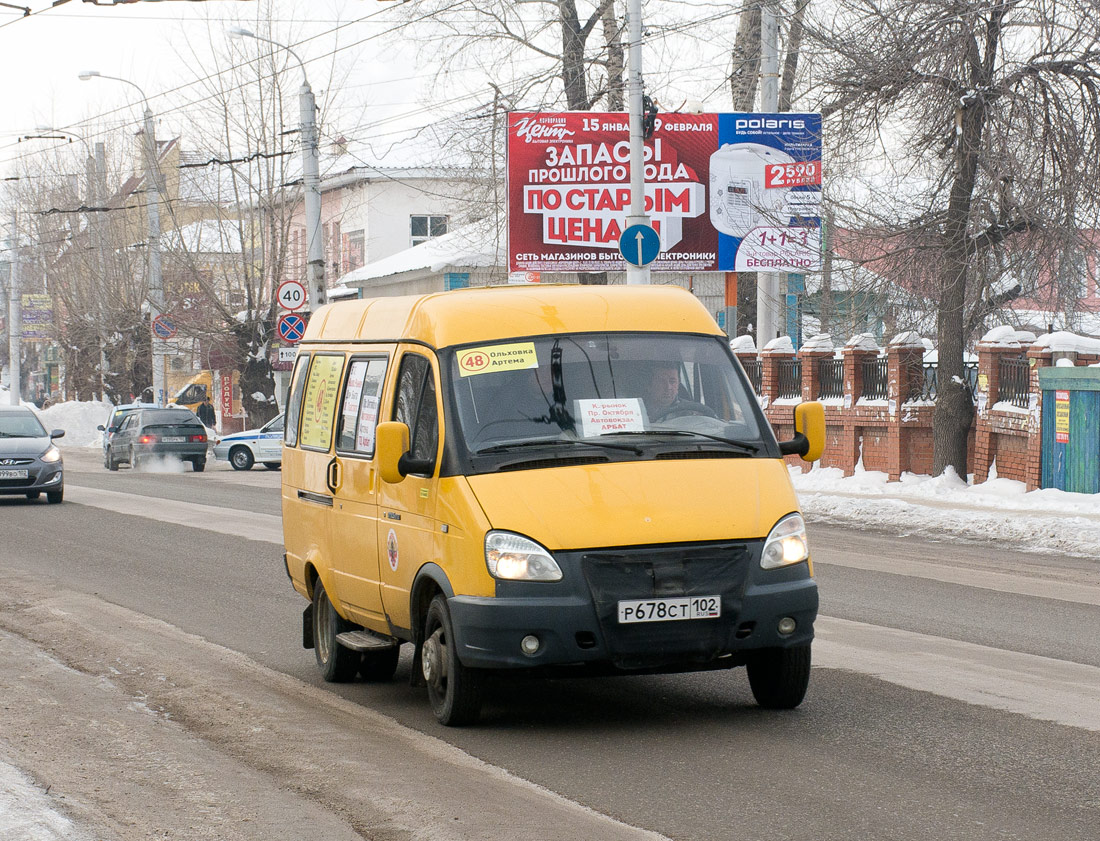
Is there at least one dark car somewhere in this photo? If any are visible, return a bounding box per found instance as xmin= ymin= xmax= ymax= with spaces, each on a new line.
xmin=97 ymin=401 xmax=156 ymax=469
xmin=106 ymin=407 xmax=208 ymax=472
xmin=0 ymin=405 xmax=65 ymax=503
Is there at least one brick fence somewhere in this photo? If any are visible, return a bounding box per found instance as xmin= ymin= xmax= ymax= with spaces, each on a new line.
xmin=733 ymin=328 xmax=1100 ymax=490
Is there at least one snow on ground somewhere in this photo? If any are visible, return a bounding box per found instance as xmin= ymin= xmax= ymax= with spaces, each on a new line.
xmin=0 ymin=760 xmax=89 ymax=841
xmin=791 ymin=463 xmax=1100 ymax=559
xmin=34 ymin=400 xmax=112 ymax=448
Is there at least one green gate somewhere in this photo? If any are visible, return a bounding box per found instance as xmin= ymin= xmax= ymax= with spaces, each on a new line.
xmin=1039 ymin=367 xmax=1100 ymax=494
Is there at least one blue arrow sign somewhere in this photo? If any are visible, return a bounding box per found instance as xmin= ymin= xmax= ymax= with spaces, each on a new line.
xmin=618 ymin=224 xmax=661 ymax=267
xmin=278 ymin=313 xmax=307 ymax=344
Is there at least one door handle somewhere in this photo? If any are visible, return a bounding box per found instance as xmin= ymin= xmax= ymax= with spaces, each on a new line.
xmin=326 ymin=458 xmax=341 ymax=494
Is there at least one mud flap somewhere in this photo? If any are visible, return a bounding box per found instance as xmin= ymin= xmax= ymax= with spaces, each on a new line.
xmin=302 ymin=603 xmax=314 ymax=649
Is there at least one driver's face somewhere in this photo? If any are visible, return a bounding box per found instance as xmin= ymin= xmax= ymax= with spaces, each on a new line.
xmin=647 ymin=367 xmax=681 ymax=408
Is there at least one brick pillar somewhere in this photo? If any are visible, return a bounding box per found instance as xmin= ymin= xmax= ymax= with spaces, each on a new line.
xmin=973 ymin=339 xmax=1024 ymax=484
xmin=1024 ymin=344 xmax=1052 ymax=490
xmin=885 ymin=340 xmax=924 ymax=480
xmin=798 ymin=349 xmax=830 ymax=401
xmin=840 ymin=344 xmax=878 ymax=475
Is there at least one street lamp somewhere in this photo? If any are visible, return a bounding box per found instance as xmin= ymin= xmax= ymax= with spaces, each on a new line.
xmin=79 ymin=70 xmax=166 ymax=406
xmin=229 ymin=27 xmax=326 ymax=312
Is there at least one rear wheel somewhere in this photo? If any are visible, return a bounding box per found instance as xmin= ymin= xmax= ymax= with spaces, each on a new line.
xmin=422 ymin=595 xmax=483 ymax=726
xmin=262 ymin=462 xmax=281 ymax=470
xmin=129 ymin=446 xmax=140 ymax=470
xmin=746 ymin=644 xmax=811 ymax=709
xmin=312 ymin=578 xmax=360 ymax=682
xmin=46 ymin=487 xmax=63 ymax=504
xmin=192 ymin=459 xmax=206 ymax=472
xmin=229 ymin=446 xmax=254 ymax=471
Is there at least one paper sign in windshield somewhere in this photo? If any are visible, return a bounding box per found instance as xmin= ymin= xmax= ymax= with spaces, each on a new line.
xmin=457 ymin=342 xmax=538 ymax=377
xmin=577 ymin=398 xmax=646 ymax=436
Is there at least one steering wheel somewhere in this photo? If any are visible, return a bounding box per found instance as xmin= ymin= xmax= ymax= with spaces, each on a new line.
xmin=650 ymin=400 xmax=718 ymax=422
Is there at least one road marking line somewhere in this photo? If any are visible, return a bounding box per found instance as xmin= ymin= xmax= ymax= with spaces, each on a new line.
xmin=814 ymin=553 xmax=1100 ymax=606
xmin=815 ymin=615 xmax=1100 ymax=732
xmin=66 ymin=484 xmax=283 ymax=544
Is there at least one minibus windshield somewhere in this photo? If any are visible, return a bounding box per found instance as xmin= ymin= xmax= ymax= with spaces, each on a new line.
xmin=448 ymin=333 xmax=765 ymax=458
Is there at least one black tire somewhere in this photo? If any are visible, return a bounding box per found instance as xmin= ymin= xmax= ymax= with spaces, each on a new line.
xmin=229 ymin=446 xmax=254 ymax=471
xmin=359 ymin=645 xmax=401 ymax=682
xmin=192 ymin=459 xmax=206 ymax=473
xmin=746 ymin=644 xmax=811 ymax=709
xmin=25 ymin=492 xmax=40 ymax=500
xmin=106 ymin=448 xmax=119 ymax=471
xmin=312 ymin=578 xmax=360 ymax=682
xmin=46 ymin=488 xmax=63 ymax=505
xmin=262 ymin=462 xmax=281 ymax=470
xmin=129 ymin=446 xmax=140 ymax=470
xmin=422 ymin=595 xmax=483 ymax=726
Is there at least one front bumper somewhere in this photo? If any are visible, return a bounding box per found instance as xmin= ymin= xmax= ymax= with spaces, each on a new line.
xmin=447 ymin=539 xmax=817 ymax=672
xmin=0 ymin=464 xmax=63 ymax=495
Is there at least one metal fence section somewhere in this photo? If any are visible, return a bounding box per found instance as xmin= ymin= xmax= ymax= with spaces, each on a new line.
xmin=741 ymin=358 xmax=763 ymax=395
xmin=817 ymin=358 xmax=844 ymax=399
xmin=861 ymin=357 xmax=888 ymax=399
xmin=776 ymin=359 xmax=802 ymax=398
xmin=998 ymin=356 xmax=1030 ymax=408
xmin=914 ymin=361 xmax=979 ymax=402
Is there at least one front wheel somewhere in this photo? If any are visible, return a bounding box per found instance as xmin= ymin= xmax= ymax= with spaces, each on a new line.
xmin=46 ymin=488 xmax=63 ymax=504
xmin=106 ymin=448 xmax=119 ymax=471
xmin=422 ymin=595 xmax=483 ymax=726
xmin=312 ymin=578 xmax=360 ymax=682
xmin=746 ymin=644 xmax=811 ymax=709
xmin=26 ymin=492 xmax=40 ymax=500
xmin=229 ymin=446 xmax=254 ymax=471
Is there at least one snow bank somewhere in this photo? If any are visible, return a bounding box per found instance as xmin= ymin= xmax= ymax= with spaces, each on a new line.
xmin=729 ymin=335 xmax=757 ymax=353
xmin=36 ymin=400 xmax=113 ymax=448
xmin=792 ymin=464 xmax=1100 ymax=559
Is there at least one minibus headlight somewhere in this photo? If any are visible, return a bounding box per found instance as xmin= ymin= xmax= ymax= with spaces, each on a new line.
xmin=760 ymin=513 xmax=809 ymax=570
xmin=485 ymin=531 xmax=563 ymax=582
xmin=40 ymin=445 xmax=62 ymax=463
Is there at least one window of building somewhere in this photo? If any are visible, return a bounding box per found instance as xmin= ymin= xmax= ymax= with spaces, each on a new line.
xmin=343 ymin=229 xmax=365 ymax=274
xmin=410 ymin=215 xmax=448 ymax=247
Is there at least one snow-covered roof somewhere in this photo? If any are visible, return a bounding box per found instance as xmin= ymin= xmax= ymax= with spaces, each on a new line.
xmin=340 ymin=219 xmax=503 ymax=286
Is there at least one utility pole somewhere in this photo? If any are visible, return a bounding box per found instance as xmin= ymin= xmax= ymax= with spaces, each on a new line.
xmin=8 ymin=209 xmax=21 ymax=406
xmin=625 ymin=0 xmax=650 ymax=285
xmin=757 ymin=0 xmax=781 ymax=343
xmin=143 ymin=108 xmax=166 ymax=406
xmin=300 ymin=80 xmax=326 ymax=311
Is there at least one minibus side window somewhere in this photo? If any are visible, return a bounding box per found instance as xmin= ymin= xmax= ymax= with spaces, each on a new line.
xmin=394 ymin=353 xmax=438 ymax=469
xmin=336 ymin=357 xmax=388 ymax=455
xmin=284 ymin=353 xmax=311 ymax=447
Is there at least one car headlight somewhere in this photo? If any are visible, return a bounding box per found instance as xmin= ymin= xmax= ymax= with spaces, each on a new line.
xmin=760 ymin=513 xmax=809 ymax=570
xmin=485 ymin=531 xmax=563 ymax=582
xmin=40 ymin=445 xmax=62 ymax=464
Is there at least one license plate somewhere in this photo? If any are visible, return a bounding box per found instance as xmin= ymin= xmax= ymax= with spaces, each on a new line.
xmin=0 ymin=469 xmax=29 ymax=479
xmin=618 ymin=595 xmax=722 ymax=624
xmin=162 ymin=436 xmax=186 ymax=443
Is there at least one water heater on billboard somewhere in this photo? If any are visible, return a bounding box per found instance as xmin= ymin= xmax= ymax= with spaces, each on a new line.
xmin=708 ymin=142 xmax=795 ymax=238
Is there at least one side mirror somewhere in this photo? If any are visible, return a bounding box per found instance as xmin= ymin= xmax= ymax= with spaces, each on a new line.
xmin=97 ymin=425 xmax=105 ymax=432
xmin=778 ymin=401 xmax=825 ymax=462
xmin=376 ymin=421 xmax=410 ymax=484
xmin=50 ymin=429 xmax=66 ymax=440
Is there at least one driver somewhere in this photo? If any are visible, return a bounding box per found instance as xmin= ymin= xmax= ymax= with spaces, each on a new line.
xmin=642 ymin=362 xmax=714 ymax=422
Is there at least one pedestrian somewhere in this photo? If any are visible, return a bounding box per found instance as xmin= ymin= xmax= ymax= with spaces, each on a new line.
xmin=196 ymin=396 xmax=217 ymax=427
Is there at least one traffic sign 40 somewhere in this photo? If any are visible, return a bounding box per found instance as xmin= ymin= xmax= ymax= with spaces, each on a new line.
xmin=277 ymin=280 xmax=307 ymax=311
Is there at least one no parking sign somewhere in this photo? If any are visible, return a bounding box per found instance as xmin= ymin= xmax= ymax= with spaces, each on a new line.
xmin=277 ymin=313 xmax=307 ymax=344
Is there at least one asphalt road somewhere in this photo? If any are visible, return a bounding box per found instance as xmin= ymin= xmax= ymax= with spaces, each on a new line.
xmin=2 ymin=446 xmax=1098 ymax=841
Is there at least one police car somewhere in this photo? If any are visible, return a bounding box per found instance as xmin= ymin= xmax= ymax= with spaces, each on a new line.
xmin=213 ymin=413 xmax=283 ymax=471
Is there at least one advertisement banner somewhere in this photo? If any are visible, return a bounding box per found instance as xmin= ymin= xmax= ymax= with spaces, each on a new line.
xmin=21 ymin=294 xmax=54 ymax=340
xmin=508 ymin=112 xmax=822 ymax=273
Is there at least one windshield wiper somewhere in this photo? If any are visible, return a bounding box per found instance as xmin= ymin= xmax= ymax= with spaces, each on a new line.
xmin=602 ymin=429 xmax=760 ymax=454
xmin=475 ymin=437 xmax=643 ymax=456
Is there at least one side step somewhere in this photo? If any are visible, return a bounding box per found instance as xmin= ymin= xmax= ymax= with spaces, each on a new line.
xmin=336 ymin=630 xmax=399 ymax=652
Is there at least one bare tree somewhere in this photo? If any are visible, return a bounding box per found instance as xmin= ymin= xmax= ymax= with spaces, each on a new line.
xmin=808 ymin=0 xmax=1100 ymax=477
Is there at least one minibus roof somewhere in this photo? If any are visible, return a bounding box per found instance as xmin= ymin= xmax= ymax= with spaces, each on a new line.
xmin=300 ymin=284 xmax=724 ymax=349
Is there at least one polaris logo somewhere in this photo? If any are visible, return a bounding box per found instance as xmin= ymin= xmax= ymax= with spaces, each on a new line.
xmin=0 ymin=459 xmax=15 ymax=466
xmin=735 ymin=117 xmax=806 ymax=131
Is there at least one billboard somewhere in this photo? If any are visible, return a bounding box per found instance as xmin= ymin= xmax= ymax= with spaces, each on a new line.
xmin=508 ymin=112 xmax=822 ymax=273
xmin=21 ymin=294 xmax=54 ymax=340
